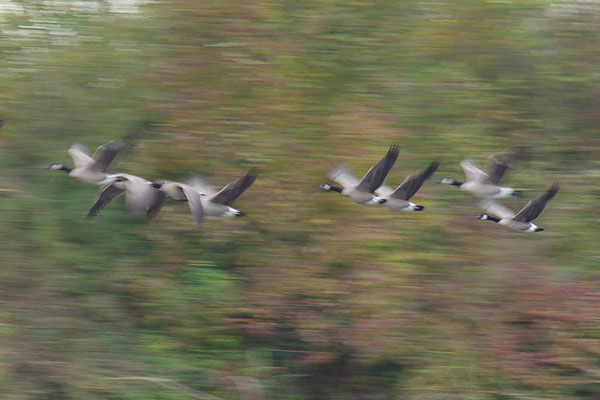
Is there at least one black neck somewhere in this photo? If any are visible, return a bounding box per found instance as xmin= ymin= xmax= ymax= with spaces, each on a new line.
xmin=61 ymin=166 xmax=72 ymax=173
xmin=452 ymin=180 xmax=463 ymax=187
xmin=329 ymin=185 xmax=343 ymax=193
xmin=487 ymin=216 xmax=501 ymax=223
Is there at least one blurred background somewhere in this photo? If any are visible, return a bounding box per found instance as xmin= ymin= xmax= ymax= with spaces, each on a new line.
xmin=1 ymin=0 xmax=600 ymax=398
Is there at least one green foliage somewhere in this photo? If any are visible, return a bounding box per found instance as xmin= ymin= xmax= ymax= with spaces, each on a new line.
xmin=1 ymin=0 xmax=600 ymax=399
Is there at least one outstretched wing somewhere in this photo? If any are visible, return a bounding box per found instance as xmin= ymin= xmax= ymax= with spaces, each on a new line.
xmin=90 ymin=141 xmax=128 ymax=172
xmin=375 ymin=184 xmax=394 ymax=197
xmin=389 ymin=158 xmax=440 ymax=200
xmin=209 ymin=167 xmax=258 ymax=206
xmin=484 ymin=155 xmax=511 ymax=186
xmin=185 ymin=174 xmax=217 ymax=196
xmin=87 ymin=184 xmax=125 ymax=217
xmin=478 ymin=198 xmax=515 ymax=219
xmin=356 ymin=144 xmax=399 ymax=193
xmin=459 ymin=160 xmax=488 ymax=183
xmin=328 ymin=165 xmax=360 ymax=188
xmin=513 ymin=182 xmax=559 ymax=222
xmin=180 ymin=184 xmax=204 ymax=227
xmin=145 ymin=191 xmax=168 ymax=221
xmin=68 ymin=143 xmax=94 ymax=169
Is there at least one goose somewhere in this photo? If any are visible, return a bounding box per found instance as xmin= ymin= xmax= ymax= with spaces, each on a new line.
xmin=319 ymin=144 xmax=399 ymax=205
xmin=438 ymin=155 xmax=518 ymax=198
xmin=476 ymin=182 xmax=559 ymax=232
xmin=145 ymin=181 xmax=205 ymax=227
xmin=87 ymin=173 xmax=157 ymax=217
xmin=152 ymin=167 xmax=259 ymax=220
xmin=376 ymin=158 xmax=440 ymax=211
xmin=47 ymin=141 xmax=127 ymax=186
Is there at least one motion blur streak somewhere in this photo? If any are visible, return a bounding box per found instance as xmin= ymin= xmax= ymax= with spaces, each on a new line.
xmin=1 ymin=1 xmax=599 ymax=399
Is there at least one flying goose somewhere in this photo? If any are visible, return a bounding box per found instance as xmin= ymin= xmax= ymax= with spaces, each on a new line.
xmin=376 ymin=158 xmax=440 ymax=211
xmin=87 ymin=173 xmax=156 ymax=217
xmin=319 ymin=144 xmax=400 ymax=205
xmin=157 ymin=167 xmax=258 ymax=220
xmin=438 ymin=155 xmax=518 ymax=198
xmin=145 ymin=181 xmax=205 ymax=227
xmin=476 ymin=182 xmax=559 ymax=232
xmin=47 ymin=141 xmax=128 ymax=186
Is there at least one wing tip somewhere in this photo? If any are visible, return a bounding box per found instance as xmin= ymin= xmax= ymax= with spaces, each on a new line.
xmin=548 ymin=180 xmax=560 ymax=196
xmin=490 ymin=153 xmax=513 ymax=168
xmin=70 ymin=142 xmax=87 ymax=151
xmin=183 ymin=171 xmax=204 ymax=185
xmin=145 ymin=211 xmax=156 ymax=221
xmin=247 ymin=166 xmax=260 ymax=178
xmin=328 ymin=164 xmax=349 ymax=177
xmin=86 ymin=208 xmax=99 ymax=218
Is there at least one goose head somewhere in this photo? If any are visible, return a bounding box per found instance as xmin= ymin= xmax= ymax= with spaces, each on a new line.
xmin=46 ymin=163 xmax=67 ymax=171
xmin=318 ymin=183 xmax=343 ymax=194
xmin=476 ymin=214 xmax=488 ymax=220
xmin=437 ymin=178 xmax=456 ymax=185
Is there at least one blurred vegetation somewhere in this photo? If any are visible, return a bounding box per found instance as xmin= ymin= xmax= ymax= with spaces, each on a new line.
xmin=1 ymin=0 xmax=600 ymax=398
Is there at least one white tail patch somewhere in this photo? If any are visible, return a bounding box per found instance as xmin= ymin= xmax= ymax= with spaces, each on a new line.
xmin=223 ymin=207 xmax=241 ymax=217
xmin=525 ymin=223 xmax=539 ymax=233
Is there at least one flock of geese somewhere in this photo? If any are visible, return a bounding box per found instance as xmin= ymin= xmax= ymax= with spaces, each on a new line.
xmin=47 ymin=141 xmax=258 ymax=227
xmin=318 ymin=144 xmax=559 ymax=233
xmin=47 ymin=141 xmax=559 ymax=233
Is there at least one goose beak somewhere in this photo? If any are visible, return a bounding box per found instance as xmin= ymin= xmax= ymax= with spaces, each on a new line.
xmin=235 ymin=211 xmax=245 ymax=217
